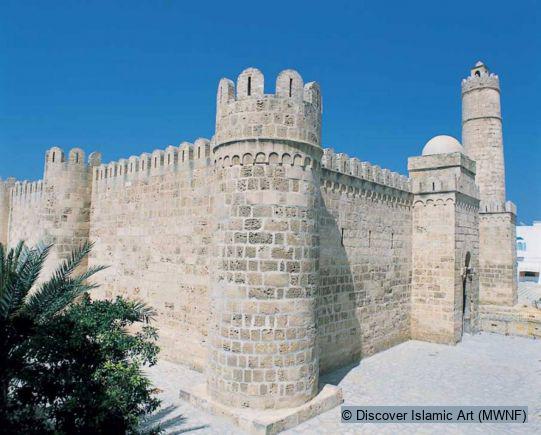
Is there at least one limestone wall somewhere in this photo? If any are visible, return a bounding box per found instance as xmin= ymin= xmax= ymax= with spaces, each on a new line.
xmin=8 ymin=180 xmax=45 ymax=248
xmin=88 ymin=139 xmax=213 ymax=371
xmin=478 ymin=211 xmax=518 ymax=306
xmin=0 ymin=179 xmax=15 ymax=245
xmin=454 ymin=196 xmax=480 ymax=335
xmin=7 ymin=147 xmax=96 ymax=280
xmin=480 ymin=304 xmax=541 ymax=339
xmin=461 ymin=70 xmax=505 ymax=205
xmin=317 ymin=148 xmax=413 ymax=373
xmin=408 ymin=152 xmax=480 ymax=344
xmin=209 ymin=140 xmax=322 ymax=409
xmin=410 ymin=195 xmax=456 ymax=343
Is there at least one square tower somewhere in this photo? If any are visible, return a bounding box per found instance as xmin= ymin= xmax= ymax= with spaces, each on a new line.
xmin=409 ymin=137 xmax=480 ymax=344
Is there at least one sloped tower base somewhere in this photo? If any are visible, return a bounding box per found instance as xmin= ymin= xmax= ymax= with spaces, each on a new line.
xmin=179 ymin=383 xmax=343 ymax=434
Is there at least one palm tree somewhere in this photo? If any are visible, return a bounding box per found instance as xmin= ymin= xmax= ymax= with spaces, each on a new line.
xmin=0 ymin=241 xmax=106 ymax=410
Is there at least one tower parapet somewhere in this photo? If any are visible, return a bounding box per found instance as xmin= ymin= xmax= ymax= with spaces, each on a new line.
xmin=214 ymin=68 xmax=322 ymax=149
xmin=461 ymin=61 xmax=500 ymax=94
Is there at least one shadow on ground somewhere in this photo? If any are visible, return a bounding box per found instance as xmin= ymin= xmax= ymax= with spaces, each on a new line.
xmin=140 ymin=404 xmax=209 ymax=434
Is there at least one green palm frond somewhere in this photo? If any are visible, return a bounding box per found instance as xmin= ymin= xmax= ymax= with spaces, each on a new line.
xmin=130 ymin=300 xmax=157 ymax=322
xmin=21 ymin=242 xmax=107 ymax=322
xmin=34 ymin=267 xmax=108 ymax=322
xmin=0 ymin=242 xmax=51 ymax=320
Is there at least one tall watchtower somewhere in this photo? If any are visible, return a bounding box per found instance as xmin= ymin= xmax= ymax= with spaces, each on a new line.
xmin=461 ymin=62 xmax=517 ymax=306
xmin=461 ymin=61 xmax=506 ymax=205
xmin=208 ymin=68 xmax=324 ymax=410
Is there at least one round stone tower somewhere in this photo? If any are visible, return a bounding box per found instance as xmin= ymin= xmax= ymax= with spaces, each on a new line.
xmin=208 ymin=68 xmax=323 ymax=409
xmin=42 ymin=146 xmax=101 ymax=276
xmin=461 ymin=61 xmax=506 ymax=207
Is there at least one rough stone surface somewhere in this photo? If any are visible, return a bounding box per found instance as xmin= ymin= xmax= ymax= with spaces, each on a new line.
xmin=408 ymin=152 xmax=480 ymax=344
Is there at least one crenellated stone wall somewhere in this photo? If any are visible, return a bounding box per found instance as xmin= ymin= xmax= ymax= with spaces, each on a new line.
xmin=88 ymin=139 xmax=213 ymax=370
xmin=316 ymin=148 xmax=412 ymax=372
xmin=1 ymin=63 xmax=521 ymax=425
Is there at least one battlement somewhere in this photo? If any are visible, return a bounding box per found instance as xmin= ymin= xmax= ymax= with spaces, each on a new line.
xmin=92 ymin=138 xmax=211 ymax=186
xmin=44 ymin=146 xmax=101 ymax=179
xmin=461 ymin=61 xmax=500 ymax=94
xmin=11 ymin=179 xmax=44 ymax=201
xmin=480 ymin=199 xmax=516 ymax=215
xmin=321 ymin=148 xmax=411 ymax=192
xmin=0 ymin=177 xmax=15 ymax=191
xmin=214 ymin=68 xmax=322 ymax=149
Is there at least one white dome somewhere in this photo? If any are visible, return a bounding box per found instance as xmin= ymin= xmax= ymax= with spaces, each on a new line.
xmin=422 ymin=135 xmax=464 ymax=156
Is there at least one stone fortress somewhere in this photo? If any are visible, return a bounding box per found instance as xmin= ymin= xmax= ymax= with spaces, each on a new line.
xmin=0 ymin=61 xmax=532 ymax=432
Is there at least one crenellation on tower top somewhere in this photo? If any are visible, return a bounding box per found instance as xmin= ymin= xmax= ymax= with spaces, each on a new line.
xmin=88 ymin=151 xmax=102 ymax=167
xmin=69 ymin=147 xmax=85 ymax=164
xmin=236 ymin=67 xmax=264 ymax=99
xmin=276 ymin=69 xmax=304 ymax=99
xmin=214 ymin=68 xmax=322 ymax=149
xmin=461 ymin=61 xmax=500 ymax=94
xmin=46 ymin=146 xmax=65 ymax=164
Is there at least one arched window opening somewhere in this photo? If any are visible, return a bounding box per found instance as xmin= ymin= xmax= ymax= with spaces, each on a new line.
xmin=52 ymin=152 xmax=56 ymax=163
xmin=247 ymin=76 xmax=252 ymax=96
xmin=432 ymin=182 xmax=435 ymax=191
xmin=198 ymin=148 xmax=201 ymax=159
xmin=75 ymin=153 xmax=79 ymax=163
xmin=475 ymin=71 xmax=481 ymax=77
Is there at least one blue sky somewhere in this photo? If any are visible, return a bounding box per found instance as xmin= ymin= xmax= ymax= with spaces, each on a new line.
xmin=0 ymin=1 xmax=539 ymax=223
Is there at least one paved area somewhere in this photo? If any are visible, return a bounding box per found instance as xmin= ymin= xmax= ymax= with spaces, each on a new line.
xmin=143 ymin=332 xmax=540 ymax=434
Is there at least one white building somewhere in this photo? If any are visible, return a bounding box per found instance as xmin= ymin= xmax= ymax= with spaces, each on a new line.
xmin=517 ymin=221 xmax=541 ymax=283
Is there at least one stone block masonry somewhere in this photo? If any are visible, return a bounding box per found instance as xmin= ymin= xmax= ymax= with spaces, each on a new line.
xmin=462 ymin=61 xmax=518 ymax=306
xmin=89 ymin=138 xmax=213 ymax=370
xmin=0 ymin=62 xmax=524 ymax=432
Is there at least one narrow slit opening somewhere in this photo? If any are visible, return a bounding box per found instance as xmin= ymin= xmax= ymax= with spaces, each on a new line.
xmin=289 ymin=78 xmax=293 ymax=97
